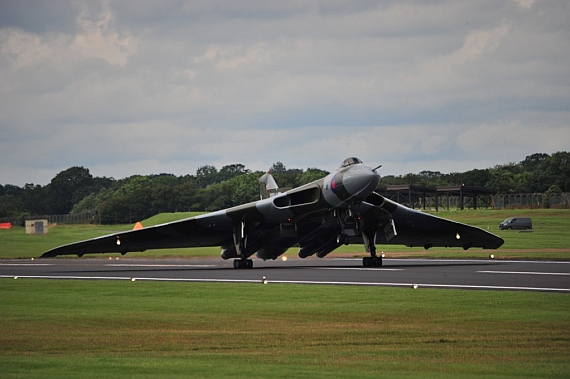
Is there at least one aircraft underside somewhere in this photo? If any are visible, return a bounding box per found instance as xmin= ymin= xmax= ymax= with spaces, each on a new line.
xmin=225 ymin=208 xmax=387 ymax=269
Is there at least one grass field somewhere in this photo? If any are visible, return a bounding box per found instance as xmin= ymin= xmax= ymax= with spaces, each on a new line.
xmin=1 ymin=280 xmax=568 ymax=378
xmin=1 ymin=210 xmax=569 ymax=378
xmin=1 ymin=209 xmax=569 ymax=260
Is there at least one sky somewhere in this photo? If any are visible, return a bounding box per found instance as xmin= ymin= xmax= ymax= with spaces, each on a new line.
xmin=1 ymin=0 xmax=569 ymax=186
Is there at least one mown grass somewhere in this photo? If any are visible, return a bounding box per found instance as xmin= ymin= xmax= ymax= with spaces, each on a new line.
xmin=1 ymin=280 xmax=568 ymax=378
xmin=0 ymin=209 xmax=569 ymax=260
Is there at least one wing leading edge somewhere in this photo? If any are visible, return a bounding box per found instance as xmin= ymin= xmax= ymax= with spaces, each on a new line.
xmin=41 ymin=209 xmax=237 ymax=258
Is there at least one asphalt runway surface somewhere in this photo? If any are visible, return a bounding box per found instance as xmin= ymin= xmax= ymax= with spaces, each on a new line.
xmin=2 ymin=257 xmax=568 ymax=292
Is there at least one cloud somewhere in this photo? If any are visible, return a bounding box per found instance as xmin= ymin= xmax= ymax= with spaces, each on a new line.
xmin=71 ymin=2 xmax=138 ymax=66
xmin=512 ymin=0 xmax=535 ymax=10
xmin=1 ymin=1 xmax=569 ymax=186
xmin=451 ymin=24 xmax=510 ymax=65
xmin=456 ymin=120 xmax=570 ymax=160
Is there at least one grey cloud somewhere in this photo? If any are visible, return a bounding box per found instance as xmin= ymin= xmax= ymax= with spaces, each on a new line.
xmin=1 ymin=0 xmax=569 ymax=186
xmin=0 ymin=0 xmax=79 ymax=34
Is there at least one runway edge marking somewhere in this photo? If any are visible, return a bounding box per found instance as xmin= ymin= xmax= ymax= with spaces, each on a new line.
xmin=2 ymin=275 xmax=568 ymax=292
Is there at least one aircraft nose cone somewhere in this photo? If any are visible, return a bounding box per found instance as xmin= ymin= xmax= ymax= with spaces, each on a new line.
xmin=342 ymin=167 xmax=380 ymax=199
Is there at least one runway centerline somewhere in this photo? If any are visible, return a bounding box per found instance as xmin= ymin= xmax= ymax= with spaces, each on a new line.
xmin=107 ymin=264 xmax=216 ymax=268
xmin=478 ymin=270 xmax=569 ymax=276
xmin=316 ymin=267 xmax=404 ymax=271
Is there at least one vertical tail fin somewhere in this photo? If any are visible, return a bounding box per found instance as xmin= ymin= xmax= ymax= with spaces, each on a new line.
xmin=259 ymin=170 xmax=279 ymax=199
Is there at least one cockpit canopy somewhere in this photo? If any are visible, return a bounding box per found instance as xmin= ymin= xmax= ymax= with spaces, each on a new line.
xmin=340 ymin=157 xmax=363 ymax=168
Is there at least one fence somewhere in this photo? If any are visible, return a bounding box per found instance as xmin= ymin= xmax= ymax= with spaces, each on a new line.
xmin=383 ymin=193 xmax=569 ymax=211
xmin=493 ymin=193 xmax=569 ymax=209
xmin=43 ymin=211 xmax=96 ymax=224
xmin=431 ymin=193 xmax=569 ymax=210
xmin=0 ymin=211 xmax=96 ymax=227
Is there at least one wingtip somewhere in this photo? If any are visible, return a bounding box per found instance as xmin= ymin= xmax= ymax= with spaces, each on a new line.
xmin=41 ymin=246 xmax=66 ymax=258
xmin=485 ymin=235 xmax=505 ymax=250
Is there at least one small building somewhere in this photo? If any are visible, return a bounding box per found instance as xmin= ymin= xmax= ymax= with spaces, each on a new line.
xmin=25 ymin=219 xmax=48 ymax=235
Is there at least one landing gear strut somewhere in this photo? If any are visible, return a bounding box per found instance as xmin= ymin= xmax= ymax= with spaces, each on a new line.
xmin=360 ymin=217 xmax=382 ymax=268
xmin=362 ymin=234 xmax=382 ymax=267
xmin=335 ymin=209 xmax=357 ymax=247
xmin=233 ymin=221 xmax=254 ymax=269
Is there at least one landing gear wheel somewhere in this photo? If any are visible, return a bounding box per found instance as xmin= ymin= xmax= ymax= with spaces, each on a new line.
xmin=363 ymin=256 xmax=382 ymax=268
xmin=336 ymin=234 xmax=350 ymax=245
xmin=233 ymin=259 xmax=253 ymax=269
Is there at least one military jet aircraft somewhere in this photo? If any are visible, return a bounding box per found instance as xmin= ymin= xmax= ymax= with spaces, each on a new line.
xmin=41 ymin=158 xmax=503 ymax=268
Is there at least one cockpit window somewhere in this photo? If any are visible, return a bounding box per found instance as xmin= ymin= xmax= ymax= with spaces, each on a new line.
xmin=341 ymin=157 xmax=363 ymax=167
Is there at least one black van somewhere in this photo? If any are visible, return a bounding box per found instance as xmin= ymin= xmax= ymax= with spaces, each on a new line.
xmin=499 ymin=217 xmax=532 ymax=230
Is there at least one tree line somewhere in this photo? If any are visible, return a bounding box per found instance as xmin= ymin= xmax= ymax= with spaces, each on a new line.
xmin=382 ymin=152 xmax=569 ymax=194
xmin=0 ymin=162 xmax=327 ymax=225
xmin=1 ymin=152 xmax=568 ymax=225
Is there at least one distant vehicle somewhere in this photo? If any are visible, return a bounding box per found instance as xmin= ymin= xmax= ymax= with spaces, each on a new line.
xmin=499 ymin=217 xmax=532 ymax=230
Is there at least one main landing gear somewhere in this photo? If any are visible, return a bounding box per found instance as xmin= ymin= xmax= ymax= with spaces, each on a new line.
xmin=363 ymin=255 xmax=382 ymax=267
xmin=360 ymin=216 xmax=383 ymax=268
xmin=233 ymin=221 xmax=254 ymax=269
xmin=233 ymin=259 xmax=253 ymax=269
xmin=337 ymin=209 xmax=384 ymax=268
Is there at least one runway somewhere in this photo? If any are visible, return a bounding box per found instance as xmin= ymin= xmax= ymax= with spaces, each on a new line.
xmin=1 ymin=257 xmax=568 ymax=292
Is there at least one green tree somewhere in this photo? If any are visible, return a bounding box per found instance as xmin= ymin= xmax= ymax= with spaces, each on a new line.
xmin=544 ymin=184 xmax=563 ymax=209
xmin=196 ymin=165 xmax=218 ymax=187
xmin=71 ymin=187 xmax=114 ymax=216
xmin=271 ymin=164 xmax=302 ymax=188
xmin=172 ymin=181 xmax=202 ymax=211
xmin=96 ymin=176 xmax=154 ymax=223
xmin=1 ymin=184 xmax=23 ymax=197
xmin=46 ymin=167 xmax=93 ymax=214
xmin=521 ymin=153 xmax=550 ymax=171
xmin=151 ymin=184 xmax=177 ymax=214
xmin=229 ymin=172 xmax=262 ymax=205
xmin=547 ymin=151 xmax=570 ymax=191
xmin=23 ymin=184 xmax=47 ymax=215
xmin=0 ymin=194 xmax=23 ymax=218
xmin=270 ymin=162 xmax=286 ymax=173
xmin=456 ymin=169 xmax=490 ymax=187
xmin=526 ymin=152 xmax=570 ymax=192
xmin=202 ymin=182 xmax=233 ymax=211
xmin=298 ymin=168 xmax=329 ymax=185
xmin=218 ymin=164 xmax=250 ymax=182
